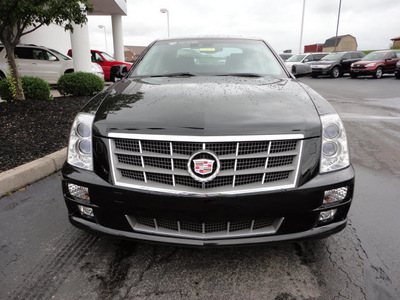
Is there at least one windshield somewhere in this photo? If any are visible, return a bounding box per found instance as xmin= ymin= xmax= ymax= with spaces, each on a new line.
xmin=361 ymin=52 xmax=387 ymax=61
xmin=100 ymin=52 xmax=115 ymax=62
xmin=286 ymin=54 xmax=306 ymax=62
xmin=321 ymin=53 xmax=344 ymax=61
xmin=50 ymin=49 xmax=71 ymax=60
xmin=131 ymin=39 xmax=287 ymax=78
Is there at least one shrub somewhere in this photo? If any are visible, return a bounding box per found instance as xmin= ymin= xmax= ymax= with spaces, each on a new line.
xmin=0 ymin=76 xmax=52 ymax=101
xmin=57 ymin=72 xmax=104 ymax=96
xmin=0 ymin=78 xmax=13 ymax=100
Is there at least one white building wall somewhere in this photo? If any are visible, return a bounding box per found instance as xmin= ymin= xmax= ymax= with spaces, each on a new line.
xmin=20 ymin=24 xmax=71 ymax=56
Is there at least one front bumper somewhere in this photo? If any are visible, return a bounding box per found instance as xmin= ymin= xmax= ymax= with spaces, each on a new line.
xmin=350 ymin=68 xmax=376 ymax=76
xmin=311 ymin=67 xmax=332 ymax=76
xmin=62 ymin=163 xmax=355 ymax=247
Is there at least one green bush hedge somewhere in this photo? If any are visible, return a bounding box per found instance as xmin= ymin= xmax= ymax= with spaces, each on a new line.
xmin=0 ymin=76 xmax=52 ymax=101
xmin=57 ymin=72 xmax=104 ymax=96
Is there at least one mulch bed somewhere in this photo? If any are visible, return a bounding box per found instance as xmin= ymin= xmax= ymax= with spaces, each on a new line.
xmin=0 ymin=96 xmax=92 ymax=172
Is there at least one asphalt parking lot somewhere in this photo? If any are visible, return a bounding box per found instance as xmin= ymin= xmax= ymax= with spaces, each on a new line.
xmin=1 ymin=74 xmax=400 ymax=299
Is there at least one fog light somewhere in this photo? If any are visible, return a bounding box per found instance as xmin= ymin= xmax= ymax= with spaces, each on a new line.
xmin=319 ymin=209 xmax=337 ymax=223
xmin=68 ymin=183 xmax=90 ymax=202
xmin=323 ymin=187 xmax=347 ymax=204
xmin=78 ymin=205 xmax=94 ymax=218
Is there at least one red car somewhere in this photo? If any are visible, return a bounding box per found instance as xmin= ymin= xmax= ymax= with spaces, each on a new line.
xmin=350 ymin=50 xmax=400 ymax=79
xmin=67 ymin=49 xmax=132 ymax=81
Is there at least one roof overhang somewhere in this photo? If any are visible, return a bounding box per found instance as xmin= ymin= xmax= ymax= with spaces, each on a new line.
xmin=89 ymin=0 xmax=127 ymax=16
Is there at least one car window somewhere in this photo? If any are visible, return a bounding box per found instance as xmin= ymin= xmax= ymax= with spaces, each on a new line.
xmin=386 ymin=52 xmax=396 ymax=59
xmin=286 ymin=54 xmax=306 ymax=62
xmin=305 ymin=55 xmax=314 ymax=61
xmin=32 ymin=49 xmax=47 ymax=60
xmin=350 ymin=53 xmax=360 ymax=59
xmin=100 ymin=52 xmax=115 ymax=62
xmin=92 ymin=52 xmax=103 ymax=62
xmin=321 ymin=53 xmax=343 ymax=61
xmin=44 ymin=51 xmax=57 ymax=61
xmin=14 ymin=47 xmax=34 ymax=59
xmin=362 ymin=52 xmax=387 ymax=61
xmin=396 ymin=52 xmax=400 ymax=59
xmin=342 ymin=53 xmax=351 ymax=59
xmin=132 ymin=39 xmax=287 ymax=77
xmin=314 ymin=54 xmax=326 ymax=61
xmin=50 ymin=48 xmax=71 ymax=60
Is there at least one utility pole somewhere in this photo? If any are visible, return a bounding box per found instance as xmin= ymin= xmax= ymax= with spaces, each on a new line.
xmin=299 ymin=0 xmax=306 ymax=54
xmin=333 ymin=0 xmax=342 ymax=52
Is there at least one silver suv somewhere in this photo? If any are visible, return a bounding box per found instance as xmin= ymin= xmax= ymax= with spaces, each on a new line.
xmin=0 ymin=44 xmax=104 ymax=84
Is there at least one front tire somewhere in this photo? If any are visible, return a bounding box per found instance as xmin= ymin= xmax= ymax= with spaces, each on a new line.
xmin=330 ymin=67 xmax=340 ymax=78
xmin=373 ymin=67 xmax=383 ymax=79
xmin=395 ymin=72 xmax=400 ymax=79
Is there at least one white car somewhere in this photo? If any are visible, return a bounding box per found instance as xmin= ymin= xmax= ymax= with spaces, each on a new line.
xmin=285 ymin=52 xmax=329 ymax=76
xmin=0 ymin=44 xmax=104 ymax=83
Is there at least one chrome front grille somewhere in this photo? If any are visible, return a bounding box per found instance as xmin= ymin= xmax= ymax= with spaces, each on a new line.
xmin=109 ymin=134 xmax=303 ymax=196
xmin=126 ymin=215 xmax=284 ymax=239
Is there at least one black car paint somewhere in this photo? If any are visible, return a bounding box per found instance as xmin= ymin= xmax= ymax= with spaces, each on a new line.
xmin=311 ymin=52 xmax=364 ymax=78
xmin=62 ymin=37 xmax=354 ymax=246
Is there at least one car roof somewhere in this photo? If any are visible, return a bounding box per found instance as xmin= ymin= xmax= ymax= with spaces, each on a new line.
xmin=154 ymin=35 xmax=264 ymax=42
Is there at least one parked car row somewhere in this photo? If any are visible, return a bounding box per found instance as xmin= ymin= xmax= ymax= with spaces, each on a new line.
xmin=67 ymin=49 xmax=132 ymax=82
xmin=0 ymin=44 xmax=104 ymax=84
xmin=283 ymin=49 xmax=400 ymax=80
xmin=0 ymin=44 xmax=134 ymax=84
xmin=350 ymin=50 xmax=400 ymax=79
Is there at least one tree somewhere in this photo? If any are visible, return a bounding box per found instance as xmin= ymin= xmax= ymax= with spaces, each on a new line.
xmin=0 ymin=0 xmax=93 ymax=100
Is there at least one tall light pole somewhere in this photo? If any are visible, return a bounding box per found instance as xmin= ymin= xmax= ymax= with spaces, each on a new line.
xmin=98 ymin=25 xmax=108 ymax=53
xmin=299 ymin=0 xmax=306 ymax=54
xmin=160 ymin=8 xmax=170 ymax=37
xmin=333 ymin=0 xmax=342 ymax=52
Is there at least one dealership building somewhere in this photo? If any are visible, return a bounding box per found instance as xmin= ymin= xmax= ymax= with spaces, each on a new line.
xmin=20 ymin=0 xmax=127 ymax=74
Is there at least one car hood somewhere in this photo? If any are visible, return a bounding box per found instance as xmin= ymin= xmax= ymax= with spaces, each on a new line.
xmin=352 ymin=60 xmax=381 ymax=66
xmin=315 ymin=60 xmax=335 ymax=65
xmin=91 ymin=76 xmax=321 ymax=138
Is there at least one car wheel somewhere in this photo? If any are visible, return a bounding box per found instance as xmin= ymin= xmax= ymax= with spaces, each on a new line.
xmin=311 ymin=74 xmax=318 ymax=78
xmin=330 ymin=67 xmax=340 ymax=78
xmin=373 ymin=67 xmax=383 ymax=79
xmin=395 ymin=72 xmax=400 ymax=79
xmin=350 ymin=72 xmax=358 ymax=79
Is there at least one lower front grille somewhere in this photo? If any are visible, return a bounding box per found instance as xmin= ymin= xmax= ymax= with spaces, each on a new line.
xmin=126 ymin=215 xmax=284 ymax=240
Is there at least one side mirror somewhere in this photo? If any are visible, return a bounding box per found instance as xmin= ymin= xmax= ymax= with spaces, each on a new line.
xmin=304 ymin=58 xmax=309 ymax=62
xmin=110 ymin=65 xmax=128 ymax=82
xmin=97 ymin=57 xmax=104 ymax=63
xmin=49 ymin=56 xmax=57 ymax=61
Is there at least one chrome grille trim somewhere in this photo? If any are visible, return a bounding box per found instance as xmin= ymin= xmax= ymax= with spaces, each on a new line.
xmin=108 ymin=134 xmax=304 ymax=197
xmin=126 ymin=215 xmax=284 ymax=240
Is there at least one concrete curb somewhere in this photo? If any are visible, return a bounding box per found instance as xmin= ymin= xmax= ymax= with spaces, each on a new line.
xmin=0 ymin=148 xmax=67 ymax=197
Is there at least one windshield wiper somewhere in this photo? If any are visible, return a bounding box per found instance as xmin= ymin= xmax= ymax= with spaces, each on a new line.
xmin=149 ymin=73 xmax=196 ymax=78
xmin=218 ymin=73 xmax=263 ymax=78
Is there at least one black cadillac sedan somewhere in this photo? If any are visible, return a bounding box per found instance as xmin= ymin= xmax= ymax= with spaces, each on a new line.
xmin=62 ymin=37 xmax=354 ymax=247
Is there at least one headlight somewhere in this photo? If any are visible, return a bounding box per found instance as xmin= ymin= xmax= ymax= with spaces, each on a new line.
xmin=365 ymin=63 xmax=375 ymax=68
xmin=351 ymin=63 xmax=354 ymax=67
xmin=320 ymin=114 xmax=350 ymax=173
xmin=91 ymin=63 xmax=104 ymax=74
xmin=67 ymin=113 xmax=95 ymax=171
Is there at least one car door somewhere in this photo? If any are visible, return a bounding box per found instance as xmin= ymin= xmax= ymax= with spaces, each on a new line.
xmin=14 ymin=47 xmax=35 ymax=77
xmin=384 ymin=52 xmax=398 ymax=72
xmin=30 ymin=49 xmax=62 ymax=83
xmin=340 ymin=53 xmax=352 ymax=73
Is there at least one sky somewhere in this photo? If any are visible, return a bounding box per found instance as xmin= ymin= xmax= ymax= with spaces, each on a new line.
xmin=87 ymin=0 xmax=400 ymax=55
